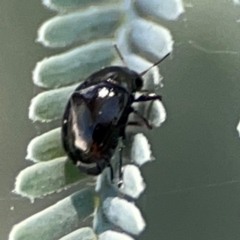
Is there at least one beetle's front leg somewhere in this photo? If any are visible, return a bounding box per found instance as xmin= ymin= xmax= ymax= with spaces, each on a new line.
xmin=134 ymin=94 xmax=162 ymax=102
xmin=129 ymin=107 xmax=152 ymax=129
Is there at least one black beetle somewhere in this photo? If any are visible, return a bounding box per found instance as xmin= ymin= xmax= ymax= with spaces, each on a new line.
xmin=62 ymin=48 xmax=169 ymax=182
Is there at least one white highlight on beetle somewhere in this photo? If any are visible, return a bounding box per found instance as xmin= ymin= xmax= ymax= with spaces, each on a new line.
xmin=109 ymin=91 xmax=115 ymax=97
xmin=72 ymin=110 xmax=88 ymax=151
xmin=98 ymin=87 xmax=109 ymax=98
xmin=98 ymin=87 xmax=115 ymax=98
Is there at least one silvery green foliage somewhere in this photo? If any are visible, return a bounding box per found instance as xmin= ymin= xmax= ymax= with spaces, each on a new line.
xmin=237 ymin=121 xmax=240 ymax=136
xmin=98 ymin=230 xmax=134 ymax=240
xmin=15 ymin=157 xmax=88 ymax=199
xmin=233 ymin=0 xmax=240 ymax=5
xmin=33 ymin=40 xmax=116 ymax=89
xmin=103 ymin=197 xmax=146 ymax=235
xmin=119 ymin=165 xmax=145 ymax=199
xmin=29 ymin=85 xmax=77 ymax=121
xmin=59 ymin=227 xmax=96 ymax=240
xmin=131 ymin=133 xmax=153 ymax=166
xmin=10 ymin=0 xmax=184 ymax=239
xmin=37 ymin=7 xmax=123 ymax=48
xmin=26 ymin=128 xmax=64 ymax=161
xmin=135 ymin=0 xmax=184 ymax=20
xmin=9 ymin=189 xmax=96 ymax=240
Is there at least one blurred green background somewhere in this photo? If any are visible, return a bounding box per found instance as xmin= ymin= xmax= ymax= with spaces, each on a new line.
xmin=1 ymin=0 xmax=240 ymax=239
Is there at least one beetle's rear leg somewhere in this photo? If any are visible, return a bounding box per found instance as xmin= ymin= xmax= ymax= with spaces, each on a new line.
xmin=117 ymin=147 xmax=124 ymax=187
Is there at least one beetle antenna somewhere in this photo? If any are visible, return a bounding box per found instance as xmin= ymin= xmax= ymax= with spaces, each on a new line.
xmin=140 ymin=52 xmax=170 ymax=76
xmin=113 ymin=44 xmax=126 ymax=66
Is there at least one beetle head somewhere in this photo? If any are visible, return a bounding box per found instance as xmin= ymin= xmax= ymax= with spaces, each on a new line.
xmin=103 ymin=66 xmax=144 ymax=93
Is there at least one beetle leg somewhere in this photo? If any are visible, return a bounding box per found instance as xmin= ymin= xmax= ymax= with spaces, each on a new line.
xmin=128 ymin=121 xmax=153 ymax=130
xmin=117 ymin=147 xmax=123 ymax=187
xmin=130 ymin=108 xmax=153 ymax=129
xmin=77 ymin=163 xmax=99 ymax=175
xmin=134 ymin=94 xmax=162 ymax=102
xmin=127 ymin=121 xmax=144 ymax=127
xmin=107 ymin=163 xmax=114 ymax=182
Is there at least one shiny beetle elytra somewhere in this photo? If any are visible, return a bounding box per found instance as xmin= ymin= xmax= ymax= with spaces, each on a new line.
xmin=62 ymin=46 xmax=169 ymax=182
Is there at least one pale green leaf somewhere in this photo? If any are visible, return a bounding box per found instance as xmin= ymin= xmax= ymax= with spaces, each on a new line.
xmin=135 ymin=0 xmax=184 ymax=21
xmin=129 ymin=19 xmax=173 ymax=62
xmin=59 ymin=227 xmax=97 ymax=240
xmin=9 ymin=188 xmax=96 ymax=240
xmin=42 ymin=0 xmax=121 ymax=13
xmin=33 ymin=40 xmax=116 ymax=88
xmin=27 ymin=128 xmax=64 ymax=162
xmin=37 ymin=7 xmax=123 ymax=47
xmin=15 ymin=157 xmax=88 ymax=198
xmin=29 ymin=85 xmax=76 ymax=122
